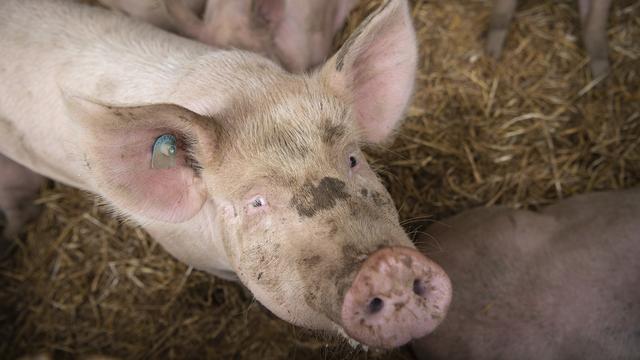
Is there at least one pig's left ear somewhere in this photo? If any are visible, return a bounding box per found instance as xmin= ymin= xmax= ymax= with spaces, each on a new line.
xmin=320 ymin=0 xmax=417 ymax=144
xmin=64 ymin=97 xmax=222 ymax=223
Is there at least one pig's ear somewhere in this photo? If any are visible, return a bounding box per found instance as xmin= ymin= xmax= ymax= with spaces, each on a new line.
xmin=64 ymin=97 xmax=221 ymax=223
xmin=251 ymin=0 xmax=285 ymax=28
xmin=320 ymin=0 xmax=417 ymax=144
xmin=164 ymin=0 xmax=204 ymax=38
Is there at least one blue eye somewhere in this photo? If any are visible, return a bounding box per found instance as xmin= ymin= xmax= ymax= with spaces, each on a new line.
xmin=349 ymin=155 xmax=358 ymax=168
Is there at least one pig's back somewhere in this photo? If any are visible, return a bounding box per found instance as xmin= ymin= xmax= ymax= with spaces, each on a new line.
xmin=413 ymin=188 xmax=640 ymax=360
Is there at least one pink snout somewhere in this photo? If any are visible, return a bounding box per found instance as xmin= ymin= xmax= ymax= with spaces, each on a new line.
xmin=341 ymin=247 xmax=452 ymax=349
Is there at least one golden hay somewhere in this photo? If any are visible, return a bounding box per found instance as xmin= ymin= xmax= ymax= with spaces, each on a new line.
xmin=1 ymin=0 xmax=639 ymax=359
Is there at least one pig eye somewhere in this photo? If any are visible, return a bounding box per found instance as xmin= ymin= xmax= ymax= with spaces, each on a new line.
xmin=250 ymin=196 xmax=267 ymax=208
xmin=349 ymin=155 xmax=358 ymax=168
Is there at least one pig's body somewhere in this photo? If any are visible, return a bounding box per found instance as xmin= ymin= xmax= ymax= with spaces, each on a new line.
xmin=96 ymin=0 xmax=205 ymax=32
xmin=0 ymin=154 xmax=46 ymax=241
xmin=98 ymin=0 xmax=358 ymax=72
xmin=0 ymin=0 xmax=451 ymax=349
xmin=413 ymin=188 xmax=640 ymax=359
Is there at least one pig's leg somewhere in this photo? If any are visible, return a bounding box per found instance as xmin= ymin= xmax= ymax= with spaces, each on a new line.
xmin=0 ymin=154 xmax=46 ymax=242
xmin=486 ymin=0 xmax=518 ymax=58
xmin=579 ymin=0 xmax=612 ymax=77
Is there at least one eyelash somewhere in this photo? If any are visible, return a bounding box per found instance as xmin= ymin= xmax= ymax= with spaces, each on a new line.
xmin=349 ymin=155 xmax=358 ymax=168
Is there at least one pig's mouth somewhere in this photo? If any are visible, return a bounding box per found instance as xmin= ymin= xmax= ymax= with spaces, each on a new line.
xmin=336 ymin=246 xmax=452 ymax=349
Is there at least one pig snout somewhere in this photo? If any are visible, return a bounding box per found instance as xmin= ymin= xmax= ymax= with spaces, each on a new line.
xmin=340 ymin=247 xmax=452 ymax=349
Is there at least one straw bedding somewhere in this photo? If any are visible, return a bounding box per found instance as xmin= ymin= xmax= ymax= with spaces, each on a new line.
xmin=1 ymin=0 xmax=638 ymax=359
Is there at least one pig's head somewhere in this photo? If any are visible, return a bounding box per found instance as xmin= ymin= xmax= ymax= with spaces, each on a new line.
xmin=66 ymin=0 xmax=451 ymax=349
xmin=163 ymin=0 xmax=357 ymax=72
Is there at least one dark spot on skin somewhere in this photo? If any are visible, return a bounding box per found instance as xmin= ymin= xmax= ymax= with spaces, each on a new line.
xmin=257 ymin=272 xmax=263 ymax=280
xmin=346 ymin=197 xmax=384 ymax=221
xmin=83 ymin=154 xmax=92 ymax=170
xmin=360 ymin=188 xmax=368 ymax=197
xmin=370 ymin=191 xmax=389 ymax=207
xmin=401 ymin=255 xmax=413 ymax=268
xmin=333 ymin=244 xmax=366 ymax=300
xmin=321 ymin=120 xmax=346 ymax=145
xmin=299 ymin=255 xmax=322 ymax=269
xmin=290 ymin=177 xmax=350 ymax=217
xmin=349 ymin=203 xmax=359 ymax=217
xmin=342 ymin=244 xmax=361 ymax=262
xmin=304 ymin=291 xmax=317 ymax=304
xmin=394 ymin=302 xmax=405 ymax=312
xmin=326 ymin=219 xmax=339 ymax=236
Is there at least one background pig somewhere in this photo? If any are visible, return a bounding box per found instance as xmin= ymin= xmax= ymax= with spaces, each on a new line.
xmin=0 ymin=0 xmax=450 ymax=349
xmin=97 ymin=0 xmax=358 ymax=72
xmin=0 ymin=154 xmax=46 ymax=243
xmin=96 ymin=0 xmax=205 ymax=32
xmin=486 ymin=0 xmax=612 ymax=77
xmin=412 ymin=188 xmax=640 ymax=359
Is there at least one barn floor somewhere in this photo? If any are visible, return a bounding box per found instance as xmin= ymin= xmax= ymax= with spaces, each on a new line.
xmin=1 ymin=0 xmax=639 ymax=359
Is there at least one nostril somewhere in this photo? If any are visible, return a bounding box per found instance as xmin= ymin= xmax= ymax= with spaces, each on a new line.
xmin=413 ymin=278 xmax=427 ymax=297
xmin=367 ymin=297 xmax=384 ymax=314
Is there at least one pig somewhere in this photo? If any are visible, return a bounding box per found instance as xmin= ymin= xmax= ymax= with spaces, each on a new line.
xmin=97 ymin=0 xmax=358 ymax=72
xmin=0 ymin=154 xmax=46 ymax=242
xmin=486 ymin=0 xmax=613 ymax=78
xmin=0 ymin=0 xmax=452 ymax=349
xmin=412 ymin=188 xmax=640 ymax=359
xmin=95 ymin=0 xmax=205 ymax=32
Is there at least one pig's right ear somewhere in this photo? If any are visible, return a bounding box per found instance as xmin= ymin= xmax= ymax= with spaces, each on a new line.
xmin=319 ymin=0 xmax=417 ymax=144
xmin=164 ymin=0 xmax=204 ymax=38
xmin=64 ymin=96 xmax=221 ymax=223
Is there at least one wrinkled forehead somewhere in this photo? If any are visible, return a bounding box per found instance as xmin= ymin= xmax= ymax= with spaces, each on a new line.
xmin=229 ymin=85 xmax=357 ymax=169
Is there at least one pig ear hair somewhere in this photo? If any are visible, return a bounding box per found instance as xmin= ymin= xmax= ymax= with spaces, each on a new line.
xmin=164 ymin=0 xmax=205 ymax=38
xmin=64 ymin=96 xmax=222 ymax=223
xmin=320 ymin=0 xmax=417 ymax=144
xmin=251 ymin=0 xmax=285 ymax=28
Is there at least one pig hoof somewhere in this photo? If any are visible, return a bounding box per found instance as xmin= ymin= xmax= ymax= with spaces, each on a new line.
xmin=340 ymin=247 xmax=452 ymax=349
